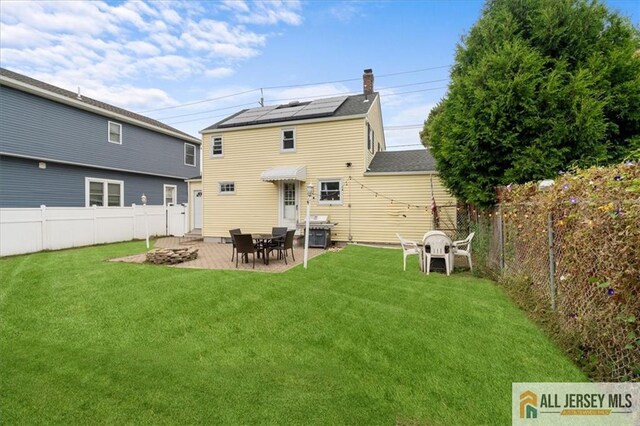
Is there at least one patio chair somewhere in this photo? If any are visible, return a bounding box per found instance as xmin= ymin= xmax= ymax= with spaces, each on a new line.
xmin=267 ymin=227 xmax=289 ymax=256
xmin=452 ymin=232 xmax=475 ymax=271
xmin=234 ymin=233 xmax=257 ymax=268
xmin=269 ymin=229 xmax=296 ymax=264
xmin=423 ymin=234 xmax=452 ymax=276
xmin=272 ymin=227 xmax=288 ymax=237
xmin=396 ymin=233 xmax=421 ymax=271
xmin=229 ymin=228 xmax=242 ymax=261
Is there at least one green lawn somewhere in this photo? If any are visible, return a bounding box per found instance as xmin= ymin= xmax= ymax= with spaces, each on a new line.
xmin=0 ymin=242 xmax=585 ymax=425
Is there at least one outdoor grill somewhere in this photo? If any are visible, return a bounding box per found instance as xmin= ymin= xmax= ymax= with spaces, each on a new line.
xmin=298 ymin=215 xmax=336 ymax=249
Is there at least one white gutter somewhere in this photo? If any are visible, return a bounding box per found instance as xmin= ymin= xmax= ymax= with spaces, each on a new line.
xmin=0 ymin=76 xmax=201 ymax=145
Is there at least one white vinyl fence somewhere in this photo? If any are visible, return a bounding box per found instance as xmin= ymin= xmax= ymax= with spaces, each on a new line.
xmin=0 ymin=204 xmax=188 ymax=257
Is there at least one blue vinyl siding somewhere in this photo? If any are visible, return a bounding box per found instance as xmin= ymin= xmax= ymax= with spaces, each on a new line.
xmin=0 ymin=85 xmax=199 ymax=178
xmin=0 ymin=155 xmax=187 ymax=208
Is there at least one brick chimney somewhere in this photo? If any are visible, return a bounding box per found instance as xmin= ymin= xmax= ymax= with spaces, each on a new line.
xmin=363 ymin=69 xmax=374 ymax=96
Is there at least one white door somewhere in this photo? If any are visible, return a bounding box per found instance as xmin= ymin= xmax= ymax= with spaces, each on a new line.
xmin=193 ymin=190 xmax=203 ymax=229
xmin=280 ymin=181 xmax=298 ymax=229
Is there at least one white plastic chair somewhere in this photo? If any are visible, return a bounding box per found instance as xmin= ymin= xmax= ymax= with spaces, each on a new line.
xmin=452 ymin=232 xmax=475 ymax=271
xmin=423 ymin=234 xmax=452 ymax=276
xmin=396 ymin=233 xmax=422 ymax=271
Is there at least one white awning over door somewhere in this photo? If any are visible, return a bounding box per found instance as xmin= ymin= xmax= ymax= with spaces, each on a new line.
xmin=260 ymin=165 xmax=307 ymax=182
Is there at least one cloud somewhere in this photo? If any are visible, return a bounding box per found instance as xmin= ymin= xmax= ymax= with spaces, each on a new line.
xmin=0 ymin=23 xmax=53 ymax=48
xmin=204 ymin=67 xmax=235 ymax=78
xmin=329 ymin=2 xmax=362 ymax=23
xmin=0 ymin=0 xmax=302 ymax=112
xmin=89 ymin=85 xmax=176 ymax=111
xmin=124 ymin=40 xmax=161 ymax=57
xmin=225 ymin=0 xmax=303 ymax=26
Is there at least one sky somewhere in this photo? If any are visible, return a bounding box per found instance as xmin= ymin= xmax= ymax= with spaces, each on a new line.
xmin=1 ymin=0 xmax=638 ymax=150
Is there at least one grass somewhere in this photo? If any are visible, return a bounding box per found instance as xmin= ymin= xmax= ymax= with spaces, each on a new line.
xmin=0 ymin=242 xmax=586 ymax=425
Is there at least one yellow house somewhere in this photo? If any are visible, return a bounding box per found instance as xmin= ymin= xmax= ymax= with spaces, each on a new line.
xmin=199 ymin=70 xmax=456 ymax=245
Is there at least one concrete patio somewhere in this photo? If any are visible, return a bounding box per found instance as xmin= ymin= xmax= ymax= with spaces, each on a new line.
xmin=111 ymin=237 xmax=331 ymax=273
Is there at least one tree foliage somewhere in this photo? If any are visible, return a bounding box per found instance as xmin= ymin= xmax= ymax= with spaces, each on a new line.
xmin=423 ymin=0 xmax=640 ymax=206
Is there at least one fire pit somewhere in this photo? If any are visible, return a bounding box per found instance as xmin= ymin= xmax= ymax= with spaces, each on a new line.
xmin=146 ymin=247 xmax=198 ymax=265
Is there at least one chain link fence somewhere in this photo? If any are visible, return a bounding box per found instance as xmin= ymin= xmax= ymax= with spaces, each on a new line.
xmin=472 ymin=163 xmax=639 ymax=381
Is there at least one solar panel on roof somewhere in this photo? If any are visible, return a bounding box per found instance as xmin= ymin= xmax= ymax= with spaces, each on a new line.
xmin=217 ymin=95 xmax=348 ymax=127
xmin=260 ymin=106 xmax=307 ymax=121
xmin=293 ymin=96 xmax=348 ymax=118
xmin=219 ymin=105 xmax=277 ymax=126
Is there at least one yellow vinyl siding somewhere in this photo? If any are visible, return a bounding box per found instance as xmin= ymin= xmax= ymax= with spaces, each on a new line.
xmin=202 ymin=118 xmax=365 ymax=238
xmin=347 ymin=173 xmax=456 ymax=243
xmin=201 ymin=100 xmax=456 ymax=244
xmin=364 ymin=96 xmax=385 ymax=169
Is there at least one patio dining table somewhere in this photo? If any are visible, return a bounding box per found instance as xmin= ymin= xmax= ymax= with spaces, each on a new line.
xmin=251 ymin=233 xmax=284 ymax=265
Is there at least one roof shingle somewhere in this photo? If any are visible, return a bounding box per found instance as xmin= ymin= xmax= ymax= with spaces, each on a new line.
xmin=367 ymin=149 xmax=437 ymax=173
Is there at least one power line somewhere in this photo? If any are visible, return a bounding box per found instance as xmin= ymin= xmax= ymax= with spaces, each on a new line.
xmin=139 ymin=64 xmax=452 ymax=114
xmin=138 ymin=88 xmax=259 ymax=113
xmin=261 ymin=65 xmax=452 ymax=90
xmin=378 ymin=78 xmax=449 ymax=90
xmin=385 ymin=124 xmax=423 ymax=129
xmin=164 ymin=86 xmax=448 ymax=126
xmin=157 ymin=101 xmax=257 ymax=121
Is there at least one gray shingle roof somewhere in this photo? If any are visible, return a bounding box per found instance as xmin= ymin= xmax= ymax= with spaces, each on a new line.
xmin=0 ymin=67 xmax=200 ymax=143
xmin=367 ymin=149 xmax=437 ymax=173
xmin=201 ymin=92 xmax=378 ymax=131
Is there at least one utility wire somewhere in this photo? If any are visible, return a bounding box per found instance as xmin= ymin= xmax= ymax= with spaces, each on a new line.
xmin=163 ymin=78 xmax=449 ymax=121
xmin=164 ymin=87 xmax=448 ymax=126
xmin=138 ymin=88 xmax=259 ymax=113
xmin=156 ymin=101 xmax=257 ymax=121
xmin=139 ymin=65 xmax=451 ymax=114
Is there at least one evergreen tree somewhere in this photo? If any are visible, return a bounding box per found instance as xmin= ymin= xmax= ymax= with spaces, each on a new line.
xmin=423 ymin=0 xmax=640 ymax=206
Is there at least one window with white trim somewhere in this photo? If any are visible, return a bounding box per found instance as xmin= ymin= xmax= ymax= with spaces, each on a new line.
xmin=184 ymin=143 xmax=196 ymax=166
xmin=108 ymin=121 xmax=122 ymax=144
xmin=367 ymin=123 xmax=374 ymax=153
xmin=86 ymin=178 xmax=123 ymax=207
xmin=318 ymin=179 xmax=342 ymax=205
xmin=211 ymin=135 xmax=223 ymax=157
xmin=219 ymin=182 xmax=235 ymax=194
xmin=282 ymin=129 xmax=295 ymax=151
xmin=164 ymin=184 xmax=177 ymax=206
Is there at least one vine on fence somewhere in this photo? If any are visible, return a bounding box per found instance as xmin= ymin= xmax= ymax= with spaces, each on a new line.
xmin=491 ymin=162 xmax=639 ymax=381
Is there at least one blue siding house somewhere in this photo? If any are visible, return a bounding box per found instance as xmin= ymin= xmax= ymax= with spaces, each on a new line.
xmin=0 ymin=67 xmax=201 ymax=208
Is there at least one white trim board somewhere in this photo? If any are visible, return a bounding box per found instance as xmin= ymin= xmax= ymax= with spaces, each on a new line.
xmin=1 ymin=152 xmax=192 ymax=180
